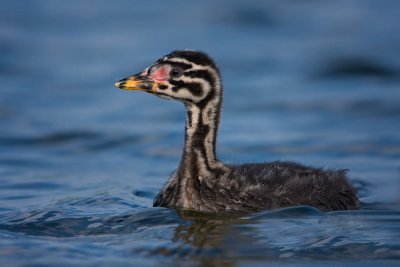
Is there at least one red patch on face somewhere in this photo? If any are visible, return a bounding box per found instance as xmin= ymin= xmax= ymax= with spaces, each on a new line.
xmin=149 ymin=65 xmax=170 ymax=81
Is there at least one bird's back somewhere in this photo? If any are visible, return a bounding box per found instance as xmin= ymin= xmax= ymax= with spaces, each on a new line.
xmin=225 ymin=161 xmax=360 ymax=211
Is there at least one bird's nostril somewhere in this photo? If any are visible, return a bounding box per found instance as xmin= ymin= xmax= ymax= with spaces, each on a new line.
xmin=138 ymin=83 xmax=152 ymax=90
xmin=158 ymin=84 xmax=168 ymax=90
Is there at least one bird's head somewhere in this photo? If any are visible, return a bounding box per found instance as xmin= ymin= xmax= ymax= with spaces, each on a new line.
xmin=115 ymin=50 xmax=222 ymax=105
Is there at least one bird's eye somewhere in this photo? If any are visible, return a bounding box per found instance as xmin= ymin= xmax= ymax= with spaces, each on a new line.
xmin=170 ymin=69 xmax=183 ymax=78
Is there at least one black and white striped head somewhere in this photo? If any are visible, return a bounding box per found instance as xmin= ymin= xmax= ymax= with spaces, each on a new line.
xmin=115 ymin=50 xmax=221 ymax=104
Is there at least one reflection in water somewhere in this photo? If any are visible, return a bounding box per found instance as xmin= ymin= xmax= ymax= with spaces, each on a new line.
xmin=173 ymin=210 xmax=243 ymax=250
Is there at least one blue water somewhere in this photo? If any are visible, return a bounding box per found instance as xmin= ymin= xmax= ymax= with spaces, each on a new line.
xmin=1 ymin=0 xmax=400 ymax=266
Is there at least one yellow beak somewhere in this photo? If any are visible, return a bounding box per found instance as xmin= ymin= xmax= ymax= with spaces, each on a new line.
xmin=115 ymin=74 xmax=156 ymax=93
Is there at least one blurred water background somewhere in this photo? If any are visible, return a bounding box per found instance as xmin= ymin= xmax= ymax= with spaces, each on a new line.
xmin=1 ymin=0 xmax=400 ymax=266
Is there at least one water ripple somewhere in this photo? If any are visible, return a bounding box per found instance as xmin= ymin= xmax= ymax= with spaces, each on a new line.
xmin=0 ymin=131 xmax=100 ymax=146
xmin=0 ymin=208 xmax=183 ymax=237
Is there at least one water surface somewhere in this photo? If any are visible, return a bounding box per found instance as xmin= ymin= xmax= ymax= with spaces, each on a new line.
xmin=1 ymin=0 xmax=400 ymax=266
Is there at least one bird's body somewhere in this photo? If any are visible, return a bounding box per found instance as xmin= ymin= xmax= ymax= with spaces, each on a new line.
xmin=154 ymin=162 xmax=358 ymax=212
xmin=116 ymin=50 xmax=360 ymax=213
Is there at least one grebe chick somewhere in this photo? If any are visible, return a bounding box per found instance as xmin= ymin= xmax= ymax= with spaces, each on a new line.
xmin=115 ymin=50 xmax=360 ymax=212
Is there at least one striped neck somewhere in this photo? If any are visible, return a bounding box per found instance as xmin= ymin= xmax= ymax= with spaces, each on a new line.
xmin=176 ymin=84 xmax=228 ymax=192
xmin=180 ymin=100 xmax=220 ymax=176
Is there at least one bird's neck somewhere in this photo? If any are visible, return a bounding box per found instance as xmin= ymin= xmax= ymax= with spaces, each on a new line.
xmin=178 ymin=94 xmax=227 ymax=183
xmin=180 ymin=101 xmax=220 ymax=174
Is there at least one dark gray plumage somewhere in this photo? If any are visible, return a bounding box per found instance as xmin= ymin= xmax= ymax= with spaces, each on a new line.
xmin=116 ymin=50 xmax=360 ymax=213
xmin=154 ymin=161 xmax=359 ymax=212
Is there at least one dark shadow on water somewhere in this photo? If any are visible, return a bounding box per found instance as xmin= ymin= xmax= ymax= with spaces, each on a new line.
xmin=215 ymin=4 xmax=275 ymax=28
xmin=0 ymin=130 xmax=160 ymax=153
xmin=132 ymin=189 xmax=157 ymax=199
xmin=315 ymin=57 xmax=399 ymax=80
xmin=0 ymin=131 xmax=100 ymax=146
